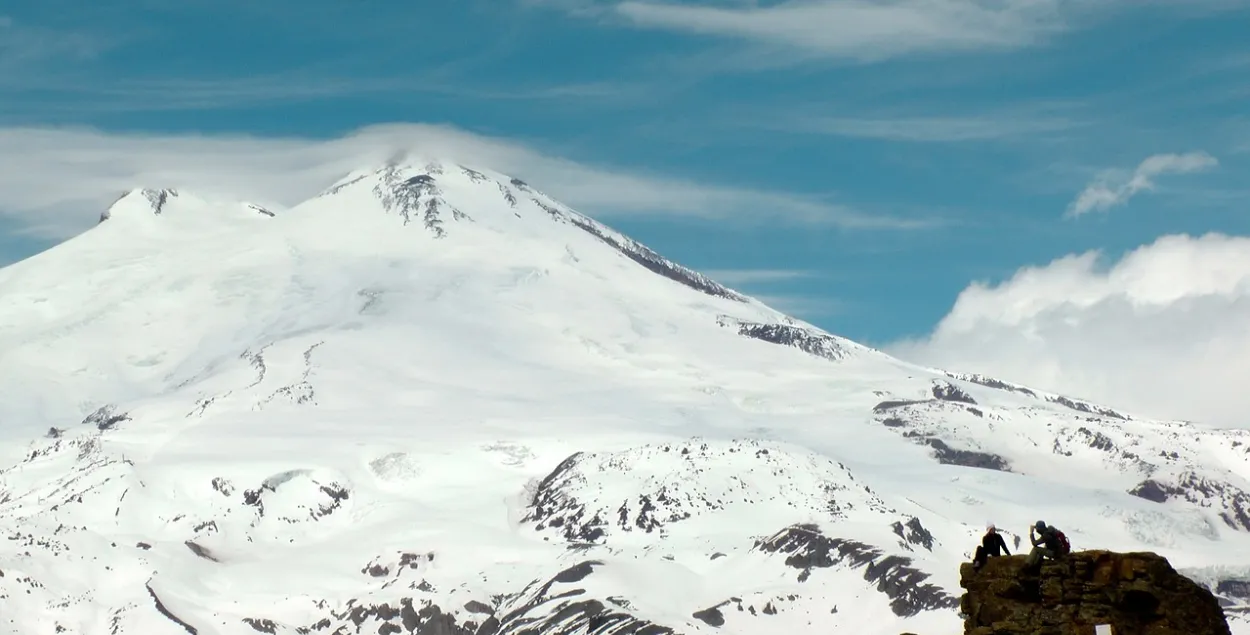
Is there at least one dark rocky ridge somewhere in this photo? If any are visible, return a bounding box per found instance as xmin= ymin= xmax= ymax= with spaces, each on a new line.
xmin=960 ymin=550 xmax=1232 ymax=635
xmin=146 ymin=582 xmax=198 ymax=634
xmin=487 ymin=560 xmax=676 ymax=634
xmin=869 ymin=386 xmax=1176 ymax=480
xmin=943 ymin=371 xmax=1130 ymax=420
xmin=869 ymin=392 xmax=1241 ymax=532
xmin=81 ymin=404 xmax=130 ymax=431
xmin=522 ymin=445 xmax=750 ymax=545
xmin=523 ymin=451 xmax=610 ymax=544
xmin=914 ymin=436 xmax=1012 ymax=472
xmin=512 ymin=444 xmax=965 ymax=626
xmin=142 ymin=188 xmax=177 ymax=214
xmin=247 ymin=203 xmax=276 ymax=217
xmin=931 ymin=380 xmax=976 ymax=404
xmin=373 ymin=165 xmax=471 ymax=238
xmin=728 ymin=320 xmax=850 ymax=361
xmin=361 ymin=163 xmax=747 ymax=303
xmin=1207 ymin=578 xmax=1250 ymax=614
xmin=755 ymin=523 xmax=958 ymax=618
xmin=892 ymin=516 xmax=936 ymax=552
xmin=1129 ymin=472 xmax=1250 ymax=532
xmin=521 ymin=440 xmax=894 ymax=547
xmin=869 ymin=400 xmax=1012 ymax=472
xmin=563 ymin=213 xmax=743 ymax=302
xmin=873 ymin=399 xmax=930 ymax=413
xmin=287 ymin=561 xmax=676 ymax=634
xmin=98 ymin=188 xmax=275 ymax=223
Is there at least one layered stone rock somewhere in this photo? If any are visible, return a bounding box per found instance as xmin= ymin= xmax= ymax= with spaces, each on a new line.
xmin=959 ymin=550 xmax=1231 ymax=635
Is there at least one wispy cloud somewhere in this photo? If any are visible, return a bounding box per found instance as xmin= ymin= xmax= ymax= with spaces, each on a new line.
xmin=770 ymin=112 xmax=1084 ymax=143
xmin=535 ymin=0 xmax=1250 ymax=69
xmin=0 ymin=123 xmax=934 ymax=240
xmin=608 ymin=0 xmax=1072 ymax=62
xmin=1066 ymin=151 xmax=1220 ymax=218
xmin=0 ymin=5 xmax=659 ymax=116
xmin=0 ymin=15 xmax=106 ymax=72
xmin=705 ymin=269 xmax=817 ymax=285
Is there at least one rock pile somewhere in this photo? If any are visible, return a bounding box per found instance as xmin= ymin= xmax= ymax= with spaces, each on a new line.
xmin=959 ymin=550 xmax=1232 ymax=635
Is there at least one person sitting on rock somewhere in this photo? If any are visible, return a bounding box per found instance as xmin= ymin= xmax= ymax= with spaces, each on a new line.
xmin=1023 ymin=520 xmax=1066 ymax=574
xmin=971 ymin=523 xmax=1010 ymax=571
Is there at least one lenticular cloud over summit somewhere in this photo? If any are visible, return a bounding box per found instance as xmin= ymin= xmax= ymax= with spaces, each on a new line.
xmin=1 ymin=159 xmax=1249 ymax=635
xmin=889 ymin=232 xmax=1250 ymax=427
xmin=0 ymin=124 xmax=890 ymax=240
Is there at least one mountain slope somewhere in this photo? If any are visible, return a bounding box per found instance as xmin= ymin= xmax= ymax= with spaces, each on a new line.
xmin=0 ymin=160 xmax=1246 ymax=635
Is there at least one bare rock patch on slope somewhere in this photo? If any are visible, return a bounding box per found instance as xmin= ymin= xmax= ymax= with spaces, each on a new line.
xmin=730 ymin=320 xmax=851 ymax=361
xmin=871 ymin=394 xmax=1169 ymax=477
xmin=238 ymin=468 xmax=352 ymax=526
xmin=754 ymin=523 xmax=958 ymax=618
xmin=869 ymin=399 xmax=1012 ymax=472
xmin=373 ymin=165 xmax=471 ymax=238
xmin=1130 ymin=471 xmax=1250 ymax=532
xmin=282 ymin=560 xmax=674 ymax=635
xmin=942 ymin=371 xmax=1130 ymax=420
xmin=81 ymin=404 xmax=131 ymax=431
xmin=522 ymin=438 xmax=894 ymax=546
xmin=534 ymin=194 xmax=744 ymax=302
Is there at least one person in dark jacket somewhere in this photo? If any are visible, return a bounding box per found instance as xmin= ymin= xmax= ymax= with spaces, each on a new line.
xmin=972 ymin=524 xmax=1011 ymax=570
xmin=1023 ymin=520 xmax=1062 ymax=574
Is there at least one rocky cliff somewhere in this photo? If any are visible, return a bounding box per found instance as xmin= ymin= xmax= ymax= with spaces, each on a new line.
xmin=959 ymin=550 xmax=1232 ymax=635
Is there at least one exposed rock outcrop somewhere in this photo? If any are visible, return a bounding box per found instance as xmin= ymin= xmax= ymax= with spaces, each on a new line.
xmin=960 ymin=550 xmax=1232 ymax=635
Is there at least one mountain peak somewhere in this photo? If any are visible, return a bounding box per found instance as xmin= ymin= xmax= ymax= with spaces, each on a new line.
xmin=99 ymin=187 xmax=180 ymax=223
xmin=303 ymin=159 xmax=754 ymax=303
xmin=98 ymin=187 xmax=277 ymax=225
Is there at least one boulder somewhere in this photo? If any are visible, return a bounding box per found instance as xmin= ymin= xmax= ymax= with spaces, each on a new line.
xmin=959 ymin=550 xmax=1231 ymax=635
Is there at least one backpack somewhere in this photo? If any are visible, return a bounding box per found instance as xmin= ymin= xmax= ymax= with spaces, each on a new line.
xmin=1053 ymin=529 xmax=1071 ymax=556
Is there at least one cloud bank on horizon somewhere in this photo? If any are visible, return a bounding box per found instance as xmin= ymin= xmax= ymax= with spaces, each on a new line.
xmin=888 ymin=232 xmax=1250 ymax=428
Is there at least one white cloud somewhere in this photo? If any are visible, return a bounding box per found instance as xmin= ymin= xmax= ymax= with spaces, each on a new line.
xmin=0 ymin=123 xmax=929 ymax=240
xmin=611 ymin=0 xmax=1072 ymax=61
xmin=537 ymin=0 xmax=1248 ymax=66
xmin=704 ymin=268 xmax=816 ymax=284
xmin=776 ymin=113 xmax=1082 ymax=142
xmin=887 ymin=232 xmax=1250 ymax=427
xmin=1066 ymin=151 xmax=1219 ymax=217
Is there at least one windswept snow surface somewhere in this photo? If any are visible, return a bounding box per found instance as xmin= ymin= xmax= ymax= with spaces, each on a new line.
xmin=1 ymin=161 xmax=1248 ymax=635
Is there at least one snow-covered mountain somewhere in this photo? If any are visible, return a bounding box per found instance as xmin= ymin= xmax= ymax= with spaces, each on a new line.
xmin=1 ymin=160 xmax=1247 ymax=635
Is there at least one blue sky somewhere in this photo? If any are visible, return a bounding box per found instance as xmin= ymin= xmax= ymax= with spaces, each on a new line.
xmin=1 ymin=0 xmax=1248 ymax=353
